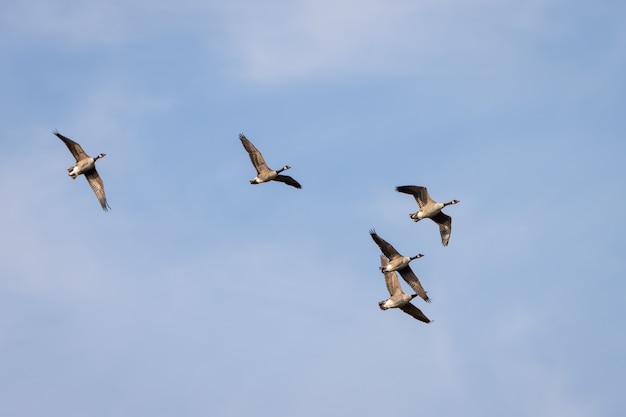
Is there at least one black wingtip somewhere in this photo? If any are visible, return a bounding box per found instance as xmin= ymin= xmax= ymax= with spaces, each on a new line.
xmin=396 ymin=185 xmax=416 ymax=194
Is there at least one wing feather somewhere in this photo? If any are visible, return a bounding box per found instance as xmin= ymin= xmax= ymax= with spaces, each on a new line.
xmin=380 ymin=255 xmax=402 ymax=296
xmin=239 ymin=134 xmax=269 ymax=174
xmin=432 ymin=211 xmax=452 ymax=246
xmin=399 ymin=303 xmax=431 ymax=323
xmin=396 ymin=185 xmax=432 ymax=208
xmin=397 ymin=266 xmax=430 ymax=303
xmin=84 ymin=168 xmax=110 ymax=211
xmin=273 ymin=174 xmax=302 ymax=189
xmin=369 ymin=229 xmax=401 ymax=259
xmin=54 ymin=131 xmax=88 ymax=162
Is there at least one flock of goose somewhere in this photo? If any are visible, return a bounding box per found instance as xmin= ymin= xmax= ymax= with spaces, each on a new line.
xmin=54 ymin=130 xmax=459 ymax=325
xmin=368 ymin=183 xmax=459 ymax=324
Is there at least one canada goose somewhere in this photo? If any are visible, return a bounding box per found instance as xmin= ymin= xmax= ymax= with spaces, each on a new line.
xmin=396 ymin=185 xmax=459 ymax=246
xmin=379 ymin=255 xmax=431 ymax=323
xmin=239 ymin=133 xmax=302 ymax=189
xmin=54 ymin=130 xmax=110 ymax=211
xmin=369 ymin=229 xmax=430 ymax=303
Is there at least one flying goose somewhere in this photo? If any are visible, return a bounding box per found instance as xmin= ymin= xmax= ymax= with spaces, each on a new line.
xmin=54 ymin=130 xmax=110 ymax=211
xmin=369 ymin=229 xmax=430 ymax=303
xmin=239 ymin=133 xmax=302 ymax=189
xmin=396 ymin=185 xmax=459 ymax=246
xmin=378 ymin=255 xmax=431 ymax=323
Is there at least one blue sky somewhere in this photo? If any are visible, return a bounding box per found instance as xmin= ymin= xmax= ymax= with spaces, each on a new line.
xmin=1 ymin=0 xmax=625 ymax=416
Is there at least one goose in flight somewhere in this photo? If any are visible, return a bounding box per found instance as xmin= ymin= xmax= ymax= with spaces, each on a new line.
xmin=54 ymin=130 xmax=110 ymax=211
xmin=396 ymin=185 xmax=459 ymax=246
xmin=369 ymin=229 xmax=430 ymax=303
xmin=239 ymin=134 xmax=302 ymax=189
xmin=378 ymin=255 xmax=431 ymax=323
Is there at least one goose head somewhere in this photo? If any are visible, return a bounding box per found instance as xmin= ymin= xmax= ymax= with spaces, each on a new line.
xmin=444 ymin=199 xmax=460 ymax=207
xmin=95 ymin=153 xmax=107 ymax=160
xmin=410 ymin=254 xmax=424 ymax=260
xmin=277 ymin=165 xmax=291 ymax=173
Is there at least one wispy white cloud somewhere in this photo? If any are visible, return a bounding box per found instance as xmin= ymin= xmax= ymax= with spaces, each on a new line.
xmin=207 ymin=0 xmax=570 ymax=82
xmin=1 ymin=1 xmax=133 ymax=47
xmin=0 ymin=0 xmax=214 ymax=48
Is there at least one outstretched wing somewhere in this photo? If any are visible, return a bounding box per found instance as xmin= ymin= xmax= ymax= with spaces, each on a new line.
xmin=54 ymin=130 xmax=89 ymax=162
xmin=380 ymin=255 xmax=402 ymax=297
xmin=273 ymin=174 xmax=302 ymax=189
xmin=397 ymin=266 xmax=430 ymax=303
xmin=84 ymin=168 xmax=110 ymax=211
xmin=369 ymin=229 xmax=401 ymax=259
xmin=239 ymin=134 xmax=269 ymax=175
xmin=432 ymin=211 xmax=452 ymax=246
xmin=396 ymin=185 xmax=432 ymax=208
xmin=399 ymin=303 xmax=431 ymax=323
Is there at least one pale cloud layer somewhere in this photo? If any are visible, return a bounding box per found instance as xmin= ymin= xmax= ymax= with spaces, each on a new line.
xmin=208 ymin=0 xmax=602 ymax=82
xmin=4 ymin=0 xmax=591 ymax=80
